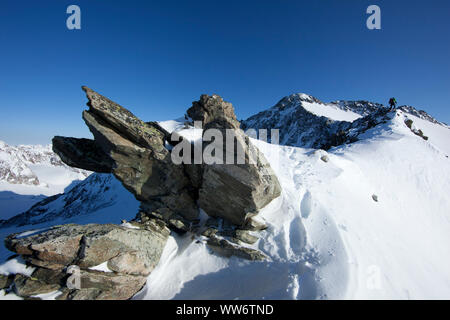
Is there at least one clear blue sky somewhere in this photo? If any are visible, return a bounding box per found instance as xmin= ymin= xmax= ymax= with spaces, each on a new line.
xmin=1 ymin=0 xmax=449 ymax=145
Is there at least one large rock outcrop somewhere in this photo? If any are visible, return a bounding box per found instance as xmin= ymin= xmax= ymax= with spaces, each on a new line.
xmin=4 ymin=223 xmax=170 ymax=299
xmin=186 ymin=94 xmax=281 ymax=225
xmin=2 ymin=87 xmax=283 ymax=300
xmin=53 ymin=87 xmax=281 ymax=226
xmin=54 ymin=86 xmax=199 ymax=221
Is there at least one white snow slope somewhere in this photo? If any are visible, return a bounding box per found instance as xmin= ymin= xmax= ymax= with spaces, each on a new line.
xmin=0 ymin=141 xmax=90 ymax=219
xmin=1 ymin=107 xmax=450 ymax=300
xmin=138 ymin=110 xmax=450 ymax=300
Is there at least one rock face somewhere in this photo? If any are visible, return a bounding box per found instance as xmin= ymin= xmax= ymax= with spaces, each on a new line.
xmin=53 ymin=87 xmax=199 ymax=221
xmin=206 ymin=236 xmax=266 ymax=261
xmin=186 ymin=94 xmax=281 ymax=225
xmin=52 ymin=137 xmax=114 ymax=173
xmin=4 ymin=223 xmax=169 ymax=299
xmin=53 ymin=88 xmax=281 ymax=226
xmin=2 ymin=87 xmax=282 ymax=299
xmin=0 ymin=274 xmax=13 ymax=290
xmin=5 ymin=224 xmax=169 ymax=275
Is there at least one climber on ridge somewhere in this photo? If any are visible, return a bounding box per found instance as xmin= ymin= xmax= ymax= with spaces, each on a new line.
xmin=389 ymin=97 xmax=397 ymax=111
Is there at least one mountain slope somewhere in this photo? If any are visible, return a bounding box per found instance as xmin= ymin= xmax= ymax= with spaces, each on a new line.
xmin=0 ymin=141 xmax=89 ymax=187
xmin=0 ymin=141 xmax=90 ymax=220
xmin=136 ymin=110 xmax=450 ymax=299
xmin=242 ymin=94 xmax=448 ymax=151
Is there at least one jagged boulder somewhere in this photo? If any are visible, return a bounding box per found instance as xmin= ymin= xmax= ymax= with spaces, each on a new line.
xmin=0 ymin=274 xmax=13 ymax=290
xmin=206 ymin=236 xmax=266 ymax=261
xmin=53 ymin=87 xmax=281 ymax=226
xmin=57 ymin=270 xmax=147 ymax=300
xmin=53 ymin=87 xmax=199 ymax=221
xmin=186 ymin=94 xmax=281 ymax=226
xmin=5 ymin=224 xmax=169 ymax=276
xmin=14 ymin=274 xmax=61 ymax=297
xmin=187 ymin=94 xmax=241 ymax=129
xmin=4 ymin=223 xmax=169 ymax=300
xmin=52 ymin=137 xmax=114 ymax=173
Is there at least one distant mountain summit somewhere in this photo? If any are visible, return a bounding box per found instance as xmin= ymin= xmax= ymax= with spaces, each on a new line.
xmin=0 ymin=140 xmax=89 ymax=186
xmin=242 ymin=93 xmax=447 ymax=149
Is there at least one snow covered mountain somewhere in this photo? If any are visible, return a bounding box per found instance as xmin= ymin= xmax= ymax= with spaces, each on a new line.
xmin=0 ymin=141 xmax=91 ymax=220
xmin=138 ymin=108 xmax=450 ymax=300
xmin=0 ymin=173 xmax=139 ymax=228
xmin=242 ymin=93 xmax=449 ymax=151
xmin=0 ymin=141 xmax=89 ymax=187
xmin=1 ymin=93 xmax=450 ymax=300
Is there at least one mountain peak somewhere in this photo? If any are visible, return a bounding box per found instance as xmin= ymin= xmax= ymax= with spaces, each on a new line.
xmin=275 ymin=93 xmax=323 ymax=108
xmin=0 ymin=140 xmax=90 ymax=187
xmin=243 ymin=93 xmax=448 ymax=150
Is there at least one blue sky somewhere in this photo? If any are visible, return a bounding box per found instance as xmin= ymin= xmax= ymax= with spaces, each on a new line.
xmin=1 ymin=0 xmax=449 ymax=145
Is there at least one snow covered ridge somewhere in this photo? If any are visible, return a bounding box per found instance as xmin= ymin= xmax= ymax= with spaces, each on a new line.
xmin=242 ymin=93 xmax=449 ymax=149
xmin=0 ymin=173 xmax=136 ymax=228
xmin=1 ymin=88 xmax=450 ymax=300
xmin=0 ymin=141 xmax=90 ymax=186
xmin=397 ymin=105 xmax=450 ymax=129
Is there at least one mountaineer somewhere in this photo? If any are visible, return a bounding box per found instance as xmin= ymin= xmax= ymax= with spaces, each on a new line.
xmin=389 ymin=97 xmax=397 ymax=110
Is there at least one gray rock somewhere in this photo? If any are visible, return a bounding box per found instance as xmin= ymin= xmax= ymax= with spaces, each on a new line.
xmin=404 ymin=119 xmax=413 ymax=129
xmin=13 ymin=274 xmax=60 ymax=297
xmin=6 ymin=223 xmax=169 ymax=276
xmin=0 ymin=274 xmax=13 ymax=290
xmin=372 ymin=194 xmax=379 ymax=202
xmin=187 ymin=95 xmax=281 ymax=226
xmin=187 ymin=94 xmax=241 ymax=129
xmin=75 ymin=269 xmax=147 ymax=300
xmin=222 ymin=219 xmax=235 ymax=231
xmin=53 ymin=87 xmax=199 ymax=221
xmin=168 ymin=216 xmax=190 ymax=233
xmin=65 ymin=288 xmax=103 ymax=300
xmin=107 ymin=252 xmax=148 ymax=276
xmin=201 ymin=227 xmax=218 ymax=237
xmin=242 ymin=218 xmax=268 ymax=231
xmin=234 ymin=230 xmax=258 ymax=245
xmin=25 ymin=258 xmax=65 ymax=271
xmin=52 ymin=88 xmax=281 ymax=226
xmin=6 ymin=223 xmax=164 ymax=300
xmin=12 ymin=266 xmax=147 ymax=300
xmin=206 ymin=236 xmax=267 ymax=261
xmin=320 ymin=155 xmax=330 ymax=163
xmin=139 ymin=205 xmax=191 ymax=234
xmin=205 ymin=217 xmax=219 ymax=228
xmin=31 ymin=267 xmax=67 ymax=285
xmin=52 ymin=136 xmax=114 ymax=173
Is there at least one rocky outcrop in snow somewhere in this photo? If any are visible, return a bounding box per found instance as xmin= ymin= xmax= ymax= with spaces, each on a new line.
xmin=1 ymin=87 xmax=281 ymax=299
xmin=54 ymin=87 xmax=281 ymax=226
xmin=398 ymin=105 xmax=449 ymax=128
xmin=186 ymin=94 xmax=281 ymax=225
xmin=54 ymin=86 xmax=199 ymax=222
xmin=4 ymin=223 xmax=170 ymax=299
